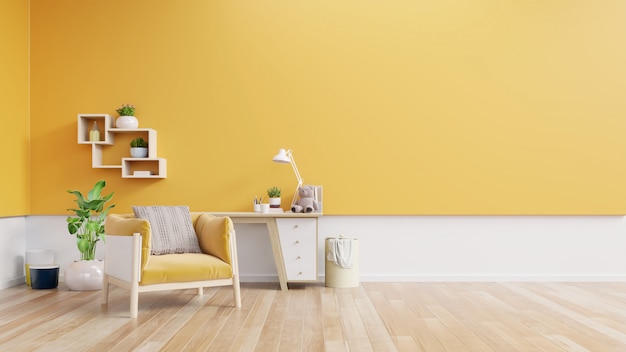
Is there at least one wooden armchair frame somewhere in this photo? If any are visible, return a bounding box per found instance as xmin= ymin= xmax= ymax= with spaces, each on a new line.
xmin=101 ymin=213 xmax=241 ymax=318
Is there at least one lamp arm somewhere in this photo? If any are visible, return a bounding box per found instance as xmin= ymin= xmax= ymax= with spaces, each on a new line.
xmin=290 ymin=158 xmax=303 ymax=188
xmin=287 ymin=151 xmax=303 ymax=207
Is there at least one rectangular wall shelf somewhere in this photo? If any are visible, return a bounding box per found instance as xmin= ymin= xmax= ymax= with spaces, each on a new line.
xmin=122 ymin=158 xmax=167 ymax=178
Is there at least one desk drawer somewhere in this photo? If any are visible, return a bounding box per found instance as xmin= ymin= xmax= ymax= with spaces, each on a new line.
xmin=276 ymin=218 xmax=317 ymax=281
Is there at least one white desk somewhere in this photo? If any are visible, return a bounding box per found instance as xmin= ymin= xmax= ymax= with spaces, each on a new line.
xmin=209 ymin=212 xmax=322 ymax=291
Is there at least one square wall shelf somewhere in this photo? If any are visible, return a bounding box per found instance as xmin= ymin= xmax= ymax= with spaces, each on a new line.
xmin=78 ymin=114 xmax=114 ymax=144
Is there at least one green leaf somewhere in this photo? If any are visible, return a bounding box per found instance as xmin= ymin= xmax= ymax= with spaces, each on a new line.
xmin=87 ymin=180 xmax=106 ymax=201
xmin=66 ymin=216 xmax=80 ymax=223
xmin=67 ymin=190 xmax=86 ymax=204
xmin=77 ymin=238 xmax=90 ymax=253
xmin=68 ymin=222 xmax=79 ymax=234
xmin=85 ymin=221 xmax=99 ymax=232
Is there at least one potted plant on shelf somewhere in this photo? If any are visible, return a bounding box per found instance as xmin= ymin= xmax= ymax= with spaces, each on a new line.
xmin=115 ymin=103 xmax=139 ymax=129
xmin=65 ymin=179 xmax=115 ymax=290
xmin=130 ymin=137 xmax=148 ymax=158
xmin=267 ymin=186 xmax=282 ymax=209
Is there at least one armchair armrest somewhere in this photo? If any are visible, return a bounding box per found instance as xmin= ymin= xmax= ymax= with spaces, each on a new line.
xmin=104 ymin=233 xmax=141 ymax=283
xmin=194 ymin=214 xmax=235 ymax=265
xmin=105 ymin=214 xmax=152 ymax=274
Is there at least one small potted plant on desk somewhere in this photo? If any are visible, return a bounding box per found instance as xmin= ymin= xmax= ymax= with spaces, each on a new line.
xmin=130 ymin=137 xmax=148 ymax=158
xmin=267 ymin=186 xmax=282 ymax=209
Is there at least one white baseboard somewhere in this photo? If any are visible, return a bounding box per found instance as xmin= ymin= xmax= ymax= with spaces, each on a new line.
xmin=356 ymin=275 xmax=626 ymax=282
xmin=239 ymin=274 xmax=279 ymax=283
xmin=240 ymin=274 xmax=626 ymax=284
xmin=0 ymin=276 xmax=25 ymax=289
xmin=2 ymin=274 xmax=624 ymax=291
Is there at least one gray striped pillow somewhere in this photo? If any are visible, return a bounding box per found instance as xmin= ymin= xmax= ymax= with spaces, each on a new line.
xmin=132 ymin=206 xmax=201 ymax=255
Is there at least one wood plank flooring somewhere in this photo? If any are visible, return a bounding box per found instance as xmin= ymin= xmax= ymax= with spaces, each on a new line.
xmin=0 ymin=282 xmax=625 ymax=351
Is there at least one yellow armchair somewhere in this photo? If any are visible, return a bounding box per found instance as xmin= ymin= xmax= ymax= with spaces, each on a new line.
xmin=102 ymin=213 xmax=241 ymax=318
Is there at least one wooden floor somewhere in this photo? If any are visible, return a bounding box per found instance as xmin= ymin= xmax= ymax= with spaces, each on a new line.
xmin=0 ymin=282 xmax=625 ymax=351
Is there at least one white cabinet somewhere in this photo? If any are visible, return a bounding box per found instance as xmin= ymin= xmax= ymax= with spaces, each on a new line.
xmin=276 ymin=218 xmax=318 ymax=282
xmin=77 ymin=114 xmax=167 ymax=178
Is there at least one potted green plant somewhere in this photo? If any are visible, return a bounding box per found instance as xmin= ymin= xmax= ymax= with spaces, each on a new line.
xmin=115 ymin=103 xmax=139 ymax=128
xmin=130 ymin=137 xmax=148 ymax=158
xmin=65 ymin=180 xmax=115 ymax=290
xmin=267 ymin=186 xmax=282 ymax=209
xmin=116 ymin=104 xmax=135 ymax=116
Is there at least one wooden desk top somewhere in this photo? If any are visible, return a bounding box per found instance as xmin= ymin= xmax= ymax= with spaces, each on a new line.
xmin=207 ymin=211 xmax=322 ymax=219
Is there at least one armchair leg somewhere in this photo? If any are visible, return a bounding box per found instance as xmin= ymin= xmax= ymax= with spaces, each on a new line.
xmin=233 ymin=275 xmax=241 ymax=308
xmin=101 ymin=274 xmax=109 ymax=305
xmin=197 ymin=287 xmax=203 ymax=296
xmin=130 ymin=281 xmax=139 ymax=319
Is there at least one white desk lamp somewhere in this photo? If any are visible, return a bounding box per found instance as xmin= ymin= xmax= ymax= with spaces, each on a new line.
xmin=273 ymin=148 xmax=303 ymax=206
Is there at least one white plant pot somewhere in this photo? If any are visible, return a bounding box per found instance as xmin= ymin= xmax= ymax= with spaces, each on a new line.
xmin=116 ymin=115 xmax=139 ymax=129
xmin=130 ymin=147 xmax=148 ymax=158
xmin=64 ymin=260 xmax=104 ymax=291
xmin=269 ymin=197 xmax=281 ymax=208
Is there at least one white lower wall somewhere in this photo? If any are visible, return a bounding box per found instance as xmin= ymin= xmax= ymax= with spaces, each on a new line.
xmin=237 ymin=215 xmax=626 ymax=282
xmin=24 ymin=216 xmax=105 ymax=280
xmin=2 ymin=215 xmax=625 ymax=289
xmin=0 ymin=217 xmax=26 ymax=289
xmin=317 ymin=216 xmax=626 ymax=282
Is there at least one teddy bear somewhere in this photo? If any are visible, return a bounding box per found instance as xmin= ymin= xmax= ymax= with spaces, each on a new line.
xmin=291 ymin=186 xmax=319 ymax=213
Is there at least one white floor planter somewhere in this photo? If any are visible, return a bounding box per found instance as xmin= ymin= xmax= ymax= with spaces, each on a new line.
xmin=64 ymin=260 xmax=104 ymax=290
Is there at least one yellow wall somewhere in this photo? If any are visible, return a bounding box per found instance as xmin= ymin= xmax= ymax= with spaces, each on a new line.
xmin=29 ymin=0 xmax=626 ymax=215
xmin=0 ymin=0 xmax=30 ymax=216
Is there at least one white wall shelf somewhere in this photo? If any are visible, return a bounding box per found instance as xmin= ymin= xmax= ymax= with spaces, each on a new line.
xmin=77 ymin=114 xmax=167 ymax=179
xmin=122 ymin=158 xmax=167 ymax=179
xmin=77 ymin=114 xmax=114 ymax=144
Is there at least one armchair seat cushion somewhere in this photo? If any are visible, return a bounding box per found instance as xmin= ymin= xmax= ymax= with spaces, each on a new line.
xmin=141 ymin=253 xmax=233 ymax=285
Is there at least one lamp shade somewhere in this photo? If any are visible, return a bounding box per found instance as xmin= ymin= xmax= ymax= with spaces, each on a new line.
xmin=272 ymin=148 xmax=291 ymax=163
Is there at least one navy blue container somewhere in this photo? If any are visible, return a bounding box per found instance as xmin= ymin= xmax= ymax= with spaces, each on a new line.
xmin=30 ymin=265 xmax=59 ymax=289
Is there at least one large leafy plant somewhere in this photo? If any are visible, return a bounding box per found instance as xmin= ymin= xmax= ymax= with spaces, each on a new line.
xmin=66 ymin=180 xmax=115 ymax=261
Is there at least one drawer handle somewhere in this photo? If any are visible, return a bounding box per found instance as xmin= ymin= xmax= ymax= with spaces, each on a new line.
xmin=298 ymin=271 xmax=303 ymax=275
xmin=296 ymin=256 xmax=301 ymax=260
xmin=293 ymin=224 xmax=299 ymax=229
xmin=295 ymin=240 xmax=300 ymax=244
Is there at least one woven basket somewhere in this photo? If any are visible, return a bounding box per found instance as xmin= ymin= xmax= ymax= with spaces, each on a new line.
xmin=325 ymin=238 xmax=359 ymax=288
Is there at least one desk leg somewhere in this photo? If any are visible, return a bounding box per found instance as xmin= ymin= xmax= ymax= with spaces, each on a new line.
xmin=266 ymin=219 xmax=288 ymax=291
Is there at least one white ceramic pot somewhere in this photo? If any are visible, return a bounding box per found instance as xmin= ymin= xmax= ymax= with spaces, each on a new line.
xmin=269 ymin=197 xmax=281 ymax=208
xmin=64 ymin=260 xmax=104 ymax=290
xmin=130 ymin=147 xmax=148 ymax=158
xmin=116 ymin=115 xmax=139 ymax=129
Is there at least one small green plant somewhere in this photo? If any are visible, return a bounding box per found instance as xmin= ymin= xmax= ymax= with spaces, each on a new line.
xmin=66 ymin=180 xmax=115 ymax=261
xmin=130 ymin=137 xmax=147 ymax=148
xmin=267 ymin=186 xmax=281 ymax=198
xmin=116 ymin=103 xmax=135 ymax=116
